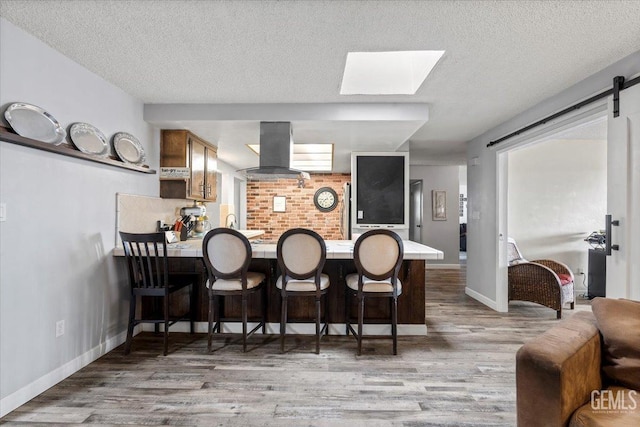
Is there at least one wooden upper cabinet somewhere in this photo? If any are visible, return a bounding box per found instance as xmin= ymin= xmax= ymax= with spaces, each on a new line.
xmin=205 ymin=147 xmax=217 ymax=200
xmin=160 ymin=130 xmax=218 ymax=202
xmin=189 ymin=138 xmax=206 ymax=199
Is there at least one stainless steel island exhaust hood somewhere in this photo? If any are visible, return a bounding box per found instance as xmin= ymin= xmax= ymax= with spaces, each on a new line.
xmin=241 ymin=122 xmax=310 ymax=185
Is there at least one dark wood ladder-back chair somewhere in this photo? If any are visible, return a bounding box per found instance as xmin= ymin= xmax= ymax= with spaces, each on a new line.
xmin=276 ymin=228 xmax=330 ymax=354
xmin=119 ymin=231 xmax=196 ymax=356
xmin=202 ymin=228 xmax=267 ymax=352
xmin=345 ymin=229 xmax=404 ymax=355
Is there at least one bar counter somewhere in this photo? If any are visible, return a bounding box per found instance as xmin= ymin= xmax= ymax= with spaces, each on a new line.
xmin=113 ymin=239 xmax=444 ymax=335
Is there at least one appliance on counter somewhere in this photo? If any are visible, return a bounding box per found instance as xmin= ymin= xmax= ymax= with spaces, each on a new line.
xmin=340 ymin=182 xmax=351 ymax=240
xmin=157 ymin=203 xmax=210 ymax=241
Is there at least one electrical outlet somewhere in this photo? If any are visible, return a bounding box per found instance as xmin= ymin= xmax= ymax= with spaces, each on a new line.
xmin=576 ymin=267 xmax=585 ymax=275
xmin=55 ymin=320 xmax=65 ymax=337
xmin=0 ymin=203 xmax=6 ymax=222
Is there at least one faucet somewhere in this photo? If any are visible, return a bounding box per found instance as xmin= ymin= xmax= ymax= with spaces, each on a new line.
xmin=225 ymin=213 xmax=237 ymax=229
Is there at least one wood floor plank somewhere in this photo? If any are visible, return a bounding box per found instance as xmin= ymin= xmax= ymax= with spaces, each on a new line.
xmin=0 ymin=267 xmax=590 ymax=426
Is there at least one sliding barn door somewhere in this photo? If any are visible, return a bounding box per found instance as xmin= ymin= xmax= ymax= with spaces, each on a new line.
xmin=607 ymin=83 xmax=640 ymax=300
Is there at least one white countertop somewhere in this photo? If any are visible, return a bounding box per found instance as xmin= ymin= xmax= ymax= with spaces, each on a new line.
xmin=113 ymin=238 xmax=443 ymax=260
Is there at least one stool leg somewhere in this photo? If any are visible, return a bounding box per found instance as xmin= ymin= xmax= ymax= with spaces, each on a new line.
xmin=124 ymin=293 xmax=136 ymax=355
xmin=207 ymin=293 xmax=214 ymax=352
xmin=242 ymin=295 xmax=248 ymax=352
xmin=280 ymin=295 xmax=287 ymax=353
xmin=325 ymin=293 xmax=330 ymax=336
xmin=345 ymin=289 xmax=350 ymax=336
xmin=262 ymin=284 xmax=267 ymax=334
xmin=216 ymin=295 xmax=223 ymax=333
xmin=163 ymin=292 xmax=169 ymax=356
xmin=315 ymin=296 xmax=321 ymax=354
xmin=189 ymin=283 xmax=195 ymax=334
xmin=392 ymin=296 xmax=398 ymax=355
xmin=357 ymin=294 xmax=364 ymax=356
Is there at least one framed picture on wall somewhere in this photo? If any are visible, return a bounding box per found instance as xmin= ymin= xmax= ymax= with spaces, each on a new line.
xmin=432 ymin=190 xmax=447 ymax=221
xmin=273 ymin=196 xmax=286 ymax=212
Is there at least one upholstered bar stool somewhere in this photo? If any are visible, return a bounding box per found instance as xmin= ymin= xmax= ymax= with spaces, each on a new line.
xmin=202 ymin=228 xmax=267 ymax=352
xmin=276 ymin=228 xmax=330 ymax=354
xmin=345 ymin=229 xmax=404 ymax=355
xmin=119 ymin=231 xmax=196 ymax=356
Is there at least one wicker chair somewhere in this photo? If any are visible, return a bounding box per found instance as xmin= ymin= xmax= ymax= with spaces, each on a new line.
xmin=507 ymin=238 xmax=575 ymax=319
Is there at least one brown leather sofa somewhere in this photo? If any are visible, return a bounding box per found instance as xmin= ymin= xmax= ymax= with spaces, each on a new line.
xmin=516 ymin=302 xmax=640 ymax=427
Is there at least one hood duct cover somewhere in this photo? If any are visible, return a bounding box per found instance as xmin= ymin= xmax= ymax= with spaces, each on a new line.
xmin=241 ymin=122 xmax=309 ymax=180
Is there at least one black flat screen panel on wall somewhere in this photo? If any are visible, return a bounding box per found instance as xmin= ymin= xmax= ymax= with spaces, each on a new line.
xmin=356 ymin=155 xmax=405 ymax=225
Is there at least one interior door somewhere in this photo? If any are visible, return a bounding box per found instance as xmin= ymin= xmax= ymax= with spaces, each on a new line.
xmin=606 ymin=83 xmax=640 ymax=300
xmin=409 ymin=180 xmax=423 ymax=242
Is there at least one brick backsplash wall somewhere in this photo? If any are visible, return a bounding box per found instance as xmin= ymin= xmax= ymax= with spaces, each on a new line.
xmin=246 ymin=174 xmax=351 ymax=241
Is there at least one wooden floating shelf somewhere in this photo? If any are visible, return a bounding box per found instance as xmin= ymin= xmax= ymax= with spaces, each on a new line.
xmin=0 ymin=128 xmax=156 ymax=174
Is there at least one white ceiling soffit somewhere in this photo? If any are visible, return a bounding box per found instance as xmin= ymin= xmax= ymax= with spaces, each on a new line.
xmin=145 ymin=103 xmax=428 ymax=172
xmin=151 ymin=119 xmax=425 ymax=172
xmin=2 ymin=1 xmax=639 ymax=166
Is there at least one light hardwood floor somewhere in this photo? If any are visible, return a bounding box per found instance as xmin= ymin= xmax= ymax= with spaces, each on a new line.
xmin=1 ymin=268 xmax=590 ymax=426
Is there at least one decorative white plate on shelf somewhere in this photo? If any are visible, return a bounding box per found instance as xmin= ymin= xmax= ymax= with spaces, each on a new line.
xmin=4 ymin=102 xmax=66 ymax=145
xmin=69 ymin=122 xmax=109 ymax=157
xmin=113 ymin=132 xmax=145 ymax=165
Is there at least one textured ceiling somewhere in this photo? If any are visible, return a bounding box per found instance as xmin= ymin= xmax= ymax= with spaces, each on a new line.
xmin=1 ymin=0 xmax=639 ymax=170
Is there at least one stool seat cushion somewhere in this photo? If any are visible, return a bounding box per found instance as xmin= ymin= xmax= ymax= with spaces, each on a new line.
xmin=207 ymin=272 xmax=265 ymax=291
xmin=345 ymin=274 xmax=402 ymax=294
xmin=276 ymin=274 xmax=330 ymax=292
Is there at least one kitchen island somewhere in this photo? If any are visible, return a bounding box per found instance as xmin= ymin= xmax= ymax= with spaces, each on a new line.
xmin=113 ymin=238 xmax=443 ymax=335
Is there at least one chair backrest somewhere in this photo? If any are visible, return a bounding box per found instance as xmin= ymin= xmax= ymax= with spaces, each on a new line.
xmin=277 ymin=228 xmax=326 ymax=281
xmin=507 ymin=237 xmax=527 ymax=265
xmin=202 ymin=228 xmax=252 ymax=280
xmin=353 ymin=229 xmax=403 ymax=281
xmin=119 ymin=231 xmax=168 ymax=289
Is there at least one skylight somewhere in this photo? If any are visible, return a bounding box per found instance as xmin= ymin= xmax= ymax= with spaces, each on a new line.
xmin=247 ymin=143 xmax=334 ymax=172
xmin=340 ymin=50 xmax=445 ymax=95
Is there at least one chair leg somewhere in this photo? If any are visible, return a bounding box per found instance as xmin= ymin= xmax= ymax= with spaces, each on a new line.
xmin=262 ymin=284 xmax=268 ymax=334
xmin=392 ymin=297 xmax=398 ymax=356
xmin=124 ymin=294 xmax=136 ymax=355
xmin=357 ymin=295 xmax=364 ymax=356
xmin=189 ymin=283 xmax=195 ymax=334
xmin=556 ymin=308 xmax=562 ymax=319
xmin=163 ymin=293 xmax=170 ymax=356
xmin=207 ymin=293 xmax=214 ymax=352
xmin=325 ymin=293 xmax=330 ymax=336
xmin=570 ymin=302 xmax=575 ymax=310
xmin=345 ymin=289 xmax=350 ymax=336
xmin=242 ymin=295 xmax=248 ymax=353
xmin=280 ymin=295 xmax=287 ymax=353
xmin=315 ymin=296 xmax=321 ymax=354
xmin=216 ymin=295 xmax=223 ymax=333
xmin=154 ymin=295 xmax=160 ymax=333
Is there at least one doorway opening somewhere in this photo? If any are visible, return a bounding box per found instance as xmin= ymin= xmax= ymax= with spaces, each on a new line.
xmin=409 ymin=180 xmax=423 ymax=242
xmin=459 ymin=166 xmax=467 ymax=264
xmin=496 ymin=107 xmax=608 ymax=312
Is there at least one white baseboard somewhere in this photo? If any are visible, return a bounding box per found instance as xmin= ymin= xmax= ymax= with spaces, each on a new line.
xmin=465 ymin=287 xmax=498 ymax=311
xmin=0 ymin=330 xmax=128 ymax=418
xmin=143 ymin=322 xmax=427 ymax=336
xmin=426 ymin=264 xmax=461 ymax=270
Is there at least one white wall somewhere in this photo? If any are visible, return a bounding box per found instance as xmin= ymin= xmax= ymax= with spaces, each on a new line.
xmin=466 ymin=50 xmax=640 ymax=309
xmin=0 ymin=19 xmax=157 ymax=415
xmin=409 ymin=165 xmax=459 ymax=265
xmin=508 ymin=139 xmax=607 ymax=293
